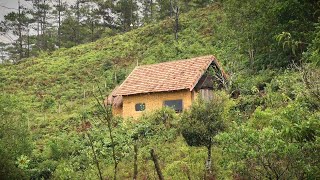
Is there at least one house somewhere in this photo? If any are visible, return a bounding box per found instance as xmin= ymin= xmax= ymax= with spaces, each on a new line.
xmin=107 ymin=55 xmax=228 ymax=118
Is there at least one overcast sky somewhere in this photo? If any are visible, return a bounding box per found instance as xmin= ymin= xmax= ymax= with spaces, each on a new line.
xmin=0 ymin=0 xmax=75 ymax=43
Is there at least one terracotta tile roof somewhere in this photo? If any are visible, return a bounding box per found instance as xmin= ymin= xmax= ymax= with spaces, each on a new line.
xmin=115 ymin=55 xmax=223 ymax=96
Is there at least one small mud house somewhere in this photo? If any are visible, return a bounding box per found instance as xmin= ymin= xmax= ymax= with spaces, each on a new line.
xmin=107 ymin=55 xmax=227 ymax=118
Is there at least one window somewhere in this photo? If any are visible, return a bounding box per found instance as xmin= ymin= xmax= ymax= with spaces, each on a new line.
xmin=164 ymin=99 xmax=183 ymax=112
xmin=135 ymin=103 xmax=145 ymax=111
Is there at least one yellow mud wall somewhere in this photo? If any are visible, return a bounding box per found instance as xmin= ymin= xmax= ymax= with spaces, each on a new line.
xmin=112 ymin=106 xmax=122 ymax=116
xmin=122 ymin=90 xmax=193 ymax=118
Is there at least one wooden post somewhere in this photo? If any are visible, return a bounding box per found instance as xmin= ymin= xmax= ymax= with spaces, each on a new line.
xmin=27 ymin=117 xmax=30 ymax=131
xmin=58 ymin=103 xmax=61 ymax=113
xmin=133 ymin=140 xmax=138 ymax=180
xmin=83 ymin=90 xmax=86 ymax=108
xmin=150 ymin=149 xmax=164 ymax=180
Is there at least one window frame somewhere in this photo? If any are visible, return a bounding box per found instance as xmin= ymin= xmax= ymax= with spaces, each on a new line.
xmin=135 ymin=103 xmax=146 ymax=112
xmin=163 ymin=99 xmax=183 ymax=113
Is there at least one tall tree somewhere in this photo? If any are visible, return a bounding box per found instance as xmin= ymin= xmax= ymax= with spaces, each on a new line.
xmin=157 ymin=0 xmax=173 ymax=19
xmin=93 ymin=0 xmax=117 ymax=29
xmin=80 ymin=1 xmax=103 ymax=42
xmin=115 ymin=0 xmax=139 ymax=31
xmin=140 ymin=0 xmax=156 ymax=23
xmin=0 ymin=2 xmax=30 ymax=61
xmin=52 ymin=0 xmax=68 ymax=48
xmin=28 ymin=0 xmax=52 ymax=51
xmin=59 ymin=12 xmax=79 ymax=48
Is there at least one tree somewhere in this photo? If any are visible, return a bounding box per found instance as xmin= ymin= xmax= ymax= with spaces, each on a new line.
xmin=140 ymin=0 xmax=156 ymax=23
xmin=80 ymin=1 xmax=105 ymax=42
xmin=52 ymin=0 xmax=68 ymax=48
xmin=180 ymin=92 xmax=231 ymax=177
xmin=0 ymin=2 xmax=31 ymax=61
xmin=115 ymin=0 xmax=139 ymax=31
xmin=93 ymin=89 xmax=119 ymax=180
xmin=28 ymin=0 xmax=52 ymax=50
xmin=59 ymin=13 xmax=79 ymax=48
xmin=93 ymin=0 xmax=117 ymax=29
xmin=157 ymin=0 xmax=174 ymax=19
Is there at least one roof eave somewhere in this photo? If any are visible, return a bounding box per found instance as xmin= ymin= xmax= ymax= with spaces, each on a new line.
xmin=116 ymin=88 xmax=190 ymax=96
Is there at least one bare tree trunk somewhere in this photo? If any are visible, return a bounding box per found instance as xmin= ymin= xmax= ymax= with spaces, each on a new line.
xmin=91 ymin=21 xmax=94 ymax=42
xmin=248 ymin=33 xmax=255 ymax=72
xmin=18 ymin=0 xmax=23 ymax=60
xmin=37 ymin=0 xmax=40 ymax=49
xmin=133 ymin=140 xmax=138 ymax=180
xmin=111 ymin=127 xmax=118 ymax=180
xmin=27 ymin=27 xmax=30 ymax=57
xmin=174 ymin=6 xmax=179 ymax=40
xmin=170 ymin=0 xmax=173 ymax=17
xmin=58 ymin=0 xmax=61 ymax=48
xmin=76 ymin=0 xmax=80 ymax=45
xmin=205 ymin=138 xmax=213 ymax=179
xmin=86 ymin=132 xmax=103 ymax=180
xmin=206 ymin=143 xmax=212 ymax=174
xmin=150 ymin=149 xmax=164 ymax=180
xmin=150 ymin=0 xmax=153 ymax=21
xmin=42 ymin=0 xmax=47 ymax=49
xmin=93 ymin=90 xmax=118 ymax=180
xmin=248 ymin=48 xmax=254 ymax=70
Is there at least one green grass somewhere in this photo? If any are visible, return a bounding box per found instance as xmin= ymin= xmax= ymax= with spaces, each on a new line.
xmin=0 ymin=4 xmax=233 ymax=130
xmin=0 ymin=4 xmax=271 ymax=179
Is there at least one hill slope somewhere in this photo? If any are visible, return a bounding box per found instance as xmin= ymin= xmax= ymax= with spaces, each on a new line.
xmin=1 ymin=3 xmax=319 ymax=179
xmin=0 ymin=5 xmax=237 ymax=179
xmin=0 ymin=4 xmax=232 ymax=118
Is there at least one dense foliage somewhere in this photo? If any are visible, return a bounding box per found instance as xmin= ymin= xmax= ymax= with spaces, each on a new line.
xmin=0 ymin=0 xmax=319 ymax=179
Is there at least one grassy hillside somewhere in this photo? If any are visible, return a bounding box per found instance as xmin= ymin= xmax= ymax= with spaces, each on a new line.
xmin=0 ymin=4 xmax=241 ymax=142
xmin=0 ymin=2 xmax=319 ymax=179
xmin=0 ymin=5 xmax=231 ymax=116
xmin=0 ymin=5 xmax=236 ymax=179
xmin=2 ymin=6 xmax=221 ymax=123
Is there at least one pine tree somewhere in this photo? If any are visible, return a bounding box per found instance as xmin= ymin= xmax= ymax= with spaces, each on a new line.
xmin=115 ymin=0 xmax=139 ymax=32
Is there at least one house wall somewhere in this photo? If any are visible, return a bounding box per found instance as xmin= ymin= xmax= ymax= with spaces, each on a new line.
xmin=121 ymin=89 xmax=193 ymax=118
xmin=112 ymin=106 xmax=122 ymax=116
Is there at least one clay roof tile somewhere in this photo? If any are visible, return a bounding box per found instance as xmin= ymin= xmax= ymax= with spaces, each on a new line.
xmin=115 ymin=55 xmax=225 ymax=96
